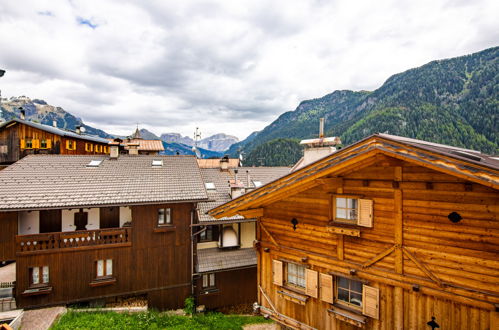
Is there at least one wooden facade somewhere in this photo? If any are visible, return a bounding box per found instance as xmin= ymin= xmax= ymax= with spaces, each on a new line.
xmin=209 ymin=135 xmax=499 ymax=329
xmin=4 ymin=203 xmax=194 ymax=310
xmin=0 ymin=120 xmax=109 ymax=164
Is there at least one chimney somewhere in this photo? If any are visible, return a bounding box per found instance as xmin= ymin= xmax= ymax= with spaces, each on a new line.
xmin=53 ymin=120 xmax=57 ymax=127
xmin=246 ymin=170 xmax=252 ymax=190
xmin=109 ymin=142 xmax=120 ymax=159
xmin=75 ymin=126 xmax=81 ymax=134
xmin=19 ymin=108 xmax=25 ymax=120
xmin=292 ymin=118 xmax=341 ymax=171
xmin=220 ymin=155 xmax=229 ymax=171
xmin=128 ymin=142 xmax=139 ymax=155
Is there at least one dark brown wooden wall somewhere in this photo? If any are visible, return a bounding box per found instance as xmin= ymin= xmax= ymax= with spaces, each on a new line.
xmin=0 ymin=122 xmax=109 ymax=164
xmin=15 ymin=202 xmax=194 ymax=310
xmin=0 ymin=212 xmax=17 ymax=262
xmin=256 ymin=156 xmax=499 ymax=329
xmin=196 ymin=267 xmax=257 ymax=309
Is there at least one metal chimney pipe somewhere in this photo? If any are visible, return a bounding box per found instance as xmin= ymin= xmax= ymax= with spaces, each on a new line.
xmin=19 ymin=108 xmax=25 ymax=120
xmin=53 ymin=120 xmax=57 ymax=127
xmin=234 ymin=169 xmax=238 ymax=183
xmin=319 ymin=118 xmax=324 ymax=138
xmin=76 ymin=126 xmax=81 ymax=134
xmin=246 ymin=170 xmax=251 ymax=188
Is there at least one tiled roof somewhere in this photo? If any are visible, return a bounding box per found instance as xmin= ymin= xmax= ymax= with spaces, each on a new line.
xmin=0 ymin=119 xmax=110 ymax=144
xmin=0 ymin=155 xmax=208 ymax=210
xmin=124 ymin=139 xmax=165 ymax=151
xmin=197 ymin=247 xmax=256 ymax=273
xmin=197 ymin=158 xmax=240 ymax=168
xmin=197 ymin=166 xmax=290 ymax=223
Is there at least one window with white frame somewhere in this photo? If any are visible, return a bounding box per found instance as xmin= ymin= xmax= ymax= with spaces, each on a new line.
xmin=335 ymin=197 xmax=358 ymax=223
xmin=158 ymin=208 xmax=172 ymax=226
xmin=29 ymin=266 xmax=49 ymax=287
xmin=286 ymin=262 xmax=306 ymax=289
xmin=202 ymin=273 xmax=216 ymax=289
xmin=96 ymin=259 xmax=113 ymax=278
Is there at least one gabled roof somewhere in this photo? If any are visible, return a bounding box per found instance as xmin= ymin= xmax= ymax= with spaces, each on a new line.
xmin=197 ymin=247 xmax=256 ymax=273
xmin=209 ymin=134 xmax=499 ymax=219
xmin=0 ymin=154 xmax=208 ymax=210
xmin=197 ymin=158 xmax=240 ymax=168
xmin=0 ymin=118 xmax=109 ymax=144
xmin=124 ymin=139 xmax=164 ymax=151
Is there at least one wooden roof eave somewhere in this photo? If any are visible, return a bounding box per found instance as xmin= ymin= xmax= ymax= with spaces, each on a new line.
xmin=209 ymin=136 xmax=499 ymax=219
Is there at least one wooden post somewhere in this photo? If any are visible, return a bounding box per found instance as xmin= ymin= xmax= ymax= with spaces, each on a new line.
xmin=336 ymin=184 xmax=344 ymax=260
xmin=256 ymin=218 xmax=262 ymax=305
xmin=394 ymin=166 xmax=404 ymax=330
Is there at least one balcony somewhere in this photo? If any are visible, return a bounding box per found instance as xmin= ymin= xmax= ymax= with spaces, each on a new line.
xmin=16 ymin=228 xmax=131 ymax=255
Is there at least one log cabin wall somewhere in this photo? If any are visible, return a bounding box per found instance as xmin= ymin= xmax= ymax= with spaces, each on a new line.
xmin=0 ymin=122 xmax=109 ymax=164
xmin=0 ymin=212 xmax=18 ymax=262
xmin=257 ymin=156 xmax=498 ymax=329
xmin=15 ymin=202 xmax=195 ymax=310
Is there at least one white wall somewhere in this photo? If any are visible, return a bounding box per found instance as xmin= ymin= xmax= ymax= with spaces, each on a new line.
xmin=119 ymin=207 xmax=132 ymax=227
xmin=62 ymin=208 xmax=100 ymax=231
xmin=18 ymin=211 xmax=39 ymax=235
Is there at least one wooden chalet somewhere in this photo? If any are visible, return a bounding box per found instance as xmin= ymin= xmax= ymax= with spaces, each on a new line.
xmin=193 ymin=164 xmax=290 ymax=309
xmin=0 ymin=150 xmax=208 ymax=310
xmin=0 ymin=118 xmax=110 ymax=165
xmin=209 ymin=134 xmax=499 ymax=329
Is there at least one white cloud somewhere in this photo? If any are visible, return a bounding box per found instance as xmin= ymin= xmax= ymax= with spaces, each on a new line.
xmin=0 ymin=0 xmax=497 ymax=139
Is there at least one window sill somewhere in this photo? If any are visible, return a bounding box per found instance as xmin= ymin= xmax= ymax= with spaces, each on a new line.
xmin=153 ymin=225 xmax=176 ymax=233
xmin=22 ymin=286 xmax=52 ymax=296
xmin=201 ymin=288 xmax=219 ymax=295
xmin=90 ymin=277 xmax=116 ymax=287
xmin=326 ymin=224 xmax=360 ymax=237
xmin=328 ymin=305 xmax=366 ymax=328
xmin=277 ymin=288 xmax=308 ymax=305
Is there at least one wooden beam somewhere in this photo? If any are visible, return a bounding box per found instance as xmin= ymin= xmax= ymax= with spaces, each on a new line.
xmin=238 ymin=208 xmax=264 ymax=218
xmin=259 ymin=285 xmax=277 ymax=313
xmin=260 ymin=222 xmax=279 ymax=248
xmin=337 ymin=235 xmax=344 ymax=260
xmin=402 ymin=247 xmax=443 ymax=287
xmin=362 ymin=245 xmax=396 ymax=269
xmin=314 ymin=177 xmax=343 ymax=186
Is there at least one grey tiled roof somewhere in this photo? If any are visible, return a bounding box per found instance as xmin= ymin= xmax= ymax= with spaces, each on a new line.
xmin=197 ymin=247 xmax=256 ymax=273
xmin=0 ymin=119 xmax=110 ymax=144
xmin=0 ymin=155 xmax=208 ymax=210
xmin=197 ymin=166 xmax=290 ymax=223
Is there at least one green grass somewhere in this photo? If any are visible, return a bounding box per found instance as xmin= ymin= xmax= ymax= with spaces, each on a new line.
xmin=51 ymin=310 xmax=272 ymax=330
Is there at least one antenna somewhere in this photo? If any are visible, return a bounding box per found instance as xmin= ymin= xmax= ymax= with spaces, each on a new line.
xmin=192 ymin=127 xmax=202 ymax=158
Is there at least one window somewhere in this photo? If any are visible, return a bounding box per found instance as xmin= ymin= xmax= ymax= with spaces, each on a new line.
xmin=95 ymin=145 xmax=102 ymax=153
xmin=96 ymin=259 xmax=113 ymax=278
xmin=202 ymin=273 xmax=216 ymax=289
xmin=85 ymin=143 xmax=93 ymax=152
xmin=199 ymin=225 xmax=219 ymax=242
xmin=25 ymin=139 xmax=33 ymax=149
xmin=152 ymin=160 xmax=163 ymax=167
xmin=40 ymin=139 xmax=48 ymax=149
xmin=29 ymin=266 xmax=49 ymax=287
xmin=335 ymin=197 xmax=358 ymax=222
xmin=66 ymin=140 xmax=76 ymax=150
xmin=205 ymin=182 xmax=216 ymax=190
xmin=286 ymin=262 xmax=306 ymax=289
xmin=158 ymin=208 xmax=172 ymax=226
xmin=336 ymin=276 xmax=363 ymax=309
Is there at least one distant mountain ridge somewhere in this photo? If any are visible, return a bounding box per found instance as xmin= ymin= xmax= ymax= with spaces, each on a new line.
xmin=230 ymin=46 xmax=499 ymax=163
xmin=160 ymin=132 xmax=239 ymax=152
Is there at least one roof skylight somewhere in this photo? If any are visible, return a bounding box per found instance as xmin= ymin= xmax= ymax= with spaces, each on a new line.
xmin=87 ymin=160 xmax=103 ymax=167
xmin=205 ymin=182 xmax=216 ymax=190
xmin=152 ymin=159 xmax=163 ymax=167
xmin=253 ymin=181 xmax=262 ymax=187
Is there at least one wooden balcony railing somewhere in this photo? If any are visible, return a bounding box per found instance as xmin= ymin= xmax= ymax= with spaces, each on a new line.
xmin=16 ymin=228 xmax=131 ymax=254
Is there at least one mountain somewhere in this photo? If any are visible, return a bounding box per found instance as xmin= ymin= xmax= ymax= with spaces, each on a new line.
xmin=160 ymin=132 xmax=239 ymax=152
xmin=0 ymin=96 xmax=114 ymax=138
xmin=136 ymin=128 xmax=160 ymax=140
xmin=244 ymin=138 xmax=303 ymax=166
xmin=161 ymin=141 xmax=223 ymax=158
xmin=230 ymin=46 xmax=499 ymax=161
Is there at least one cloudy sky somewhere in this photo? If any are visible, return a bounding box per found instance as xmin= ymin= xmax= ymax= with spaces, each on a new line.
xmin=0 ymin=0 xmax=497 ymax=140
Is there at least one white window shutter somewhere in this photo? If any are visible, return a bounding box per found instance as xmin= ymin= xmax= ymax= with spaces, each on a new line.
xmin=272 ymin=260 xmax=283 ymax=286
xmin=320 ymin=273 xmax=334 ymax=303
xmin=358 ymin=199 xmax=373 ymax=227
xmin=362 ymin=284 xmax=380 ymax=319
xmin=305 ymin=269 xmax=318 ymax=298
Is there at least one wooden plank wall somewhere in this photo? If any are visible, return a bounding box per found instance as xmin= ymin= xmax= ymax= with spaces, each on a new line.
xmin=257 ymin=157 xmax=498 ymax=329
xmin=16 ymin=203 xmax=194 ymax=310
xmin=196 ymin=267 xmax=257 ymax=309
xmin=0 ymin=212 xmax=17 ymax=262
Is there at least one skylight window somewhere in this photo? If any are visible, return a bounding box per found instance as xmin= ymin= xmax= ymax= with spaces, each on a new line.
xmin=152 ymin=160 xmax=163 ymax=167
xmin=87 ymin=160 xmax=103 ymax=167
xmin=253 ymin=181 xmax=262 ymax=187
xmin=205 ymin=182 xmax=216 ymax=190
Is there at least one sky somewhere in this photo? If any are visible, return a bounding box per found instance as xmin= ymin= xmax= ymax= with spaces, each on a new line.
xmin=0 ymin=0 xmax=497 ymax=140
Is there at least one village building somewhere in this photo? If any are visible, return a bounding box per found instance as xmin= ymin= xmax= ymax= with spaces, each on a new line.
xmin=0 ymin=150 xmax=208 ymax=310
xmin=193 ymin=158 xmax=290 ymax=310
xmin=209 ymin=134 xmax=499 ymax=329
xmin=110 ymin=127 xmax=165 ymax=156
xmin=0 ymin=118 xmax=110 ymax=167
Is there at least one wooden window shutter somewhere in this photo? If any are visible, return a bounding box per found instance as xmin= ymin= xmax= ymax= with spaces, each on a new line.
xmin=358 ymin=199 xmax=373 ymax=227
xmin=46 ymin=139 xmax=52 ymax=148
xmin=32 ymin=139 xmax=40 ymax=148
xmin=272 ymin=260 xmax=283 ymax=286
xmin=66 ymin=140 xmax=70 ymax=150
xmin=20 ymin=139 xmax=26 ymax=149
xmin=362 ymin=284 xmax=379 ymax=319
xmin=305 ymin=269 xmax=318 ymax=298
xmin=320 ymin=273 xmax=334 ymax=303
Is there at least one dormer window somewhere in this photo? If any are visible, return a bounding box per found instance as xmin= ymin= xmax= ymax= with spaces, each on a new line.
xmin=205 ymin=182 xmax=216 ymax=190
xmin=152 ymin=160 xmax=163 ymax=167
